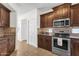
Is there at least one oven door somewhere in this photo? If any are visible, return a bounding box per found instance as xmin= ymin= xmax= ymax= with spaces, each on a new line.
xmin=53 ymin=38 xmax=68 ymax=50
xmin=52 ymin=37 xmax=70 ymax=56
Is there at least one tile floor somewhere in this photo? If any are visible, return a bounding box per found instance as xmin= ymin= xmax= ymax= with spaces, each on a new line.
xmin=11 ymin=40 xmax=57 ymax=56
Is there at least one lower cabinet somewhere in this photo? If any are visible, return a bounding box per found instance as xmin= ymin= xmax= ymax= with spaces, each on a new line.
xmin=0 ymin=35 xmax=15 ymax=56
xmin=8 ymin=35 xmax=15 ymax=55
xmin=38 ymin=35 xmax=52 ymax=51
xmin=71 ymin=38 xmax=79 ymax=56
xmin=0 ymin=39 xmax=8 ymax=56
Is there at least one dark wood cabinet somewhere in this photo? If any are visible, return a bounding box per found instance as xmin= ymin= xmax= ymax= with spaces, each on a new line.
xmin=0 ymin=4 xmax=15 ymax=56
xmin=38 ymin=35 xmax=44 ymax=48
xmin=40 ymin=4 xmax=71 ymax=28
xmin=40 ymin=14 xmax=48 ymax=28
xmin=71 ymin=38 xmax=79 ymax=56
xmin=71 ymin=4 xmax=79 ymax=26
xmin=40 ymin=12 xmax=54 ymax=28
xmin=53 ymin=3 xmax=71 ymax=19
xmin=38 ymin=35 xmax=52 ymax=51
xmin=0 ymin=4 xmax=10 ymax=27
xmin=0 ymin=34 xmax=15 ymax=56
xmin=44 ymin=36 xmax=52 ymax=51
xmin=40 ymin=3 xmax=79 ymax=28
xmin=47 ymin=12 xmax=55 ymax=27
xmin=0 ymin=39 xmax=8 ymax=56
xmin=53 ymin=3 xmax=79 ymax=27
xmin=8 ymin=35 xmax=15 ymax=54
xmin=44 ymin=14 xmax=48 ymax=28
xmin=40 ymin=15 xmax=45 ymax=28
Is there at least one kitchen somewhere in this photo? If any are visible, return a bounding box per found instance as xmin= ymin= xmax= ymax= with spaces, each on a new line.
xmin=0 ymin=3 xmax=79 ymax=56
xmin=38 ymin=3 xmax=79 ymax=56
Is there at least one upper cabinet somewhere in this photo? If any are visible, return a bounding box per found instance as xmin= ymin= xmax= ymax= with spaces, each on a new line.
xmin=40 ymin=3 xmax=71 ymax=28
xmin=40 ymin=3 xmax=79 ymax=28
xmin=48 ymin=12 xmax=55 ymax=27
xmin=53 ymin=3 xmax=71 ymax=19
xmin=71 ymin=4 xmax=79 ymax=26
xmin=40 ymin=12 xmax=54 ymax=28
xmin=40 ymin=15 xmax=45 ymax=28
xmin=0 ymin=4 xmax=10 ymax=27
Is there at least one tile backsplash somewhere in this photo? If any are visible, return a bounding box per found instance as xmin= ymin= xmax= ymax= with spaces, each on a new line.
xmin=38 ymin=28 xmax=53 ymax=36
xmin=70 ymin=27 xmax=79 ymax=37
xmin=38 ymin=28 xmax=53 ymax=33
xmin=72 ymin=27 xmax=79 ymax=33
xmin=38 ymin=27 xmax=79 ymax=38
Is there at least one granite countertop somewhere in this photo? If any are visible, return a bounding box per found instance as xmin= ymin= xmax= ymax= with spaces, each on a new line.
xmin=38 ymin=33 xmax=53 ymax=36
xmin=38 ymin=34 xmax=79 ymax=39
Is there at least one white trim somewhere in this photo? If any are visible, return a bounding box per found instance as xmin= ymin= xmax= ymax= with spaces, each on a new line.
xmin=40 ymin=9 xmax=53 ymax=15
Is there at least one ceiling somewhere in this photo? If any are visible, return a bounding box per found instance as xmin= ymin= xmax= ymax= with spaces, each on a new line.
xmin=3 ymin=3 xmax=78 ymax=15
xmin=8 ymin=3 xmax=62 ymax=14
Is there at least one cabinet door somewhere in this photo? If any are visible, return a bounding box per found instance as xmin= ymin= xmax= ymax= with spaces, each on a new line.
xmin=40 ymin=14 xmax=47 ymax=28
xmin=71 ymin=4 xmax=79 ymax=26
xmin=47 ymin=12 xmax=53 ymax=27
xmin=54 ymin=10 xmax=58 ymax=20
xmin=71 ymin=39 xmax=79 ymax=56
xmin=5 ymin=11 xmax=10 ymax=27
xmin=1 ymin=8 xmax=7 ymax=26
xmin=44 ymin=36 xmax=52 ymax=51
xmin=40 ymin=15 xmax=45 ymax=28
xmin=62 ymin=4 xmax=71 ymax=18
xmin=40 ymin=12 xmax=53 ymax=28
xmin=53 ymin=3 xmax=71 ymax=19
xmin=44 ymin=14 xmax=48 ymax=27
xmin=57 ymin=8 xmax=62 ymax=19
xmin=53 ymin=6 xmax=63 ymax=19
xmin=0 ymin=8 xmax=1 ymax=26
xmin=8 ymin=35 xmax=15 ymax=53
xmin=44 ymin=13 xmax=53 ymax=28
xmin=0 ymin=39 xmax=8 ymax=56
xmin=38 ymin=35 xmax=52 ymax=51
xmin=0 ymin=8 xmax=10 ymax=27
xmin=38 ymin=35 xmax=44 ymax=48
xmin=51 ymin=12 xmax=55 ymax=27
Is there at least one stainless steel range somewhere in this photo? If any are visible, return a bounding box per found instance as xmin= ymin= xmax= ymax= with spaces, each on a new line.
xmin=52 ymin=28 xmax=71 ymax=56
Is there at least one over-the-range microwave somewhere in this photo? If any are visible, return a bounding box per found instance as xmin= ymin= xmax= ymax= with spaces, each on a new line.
xmin=53 ymin=18 xmax=70 ymax=27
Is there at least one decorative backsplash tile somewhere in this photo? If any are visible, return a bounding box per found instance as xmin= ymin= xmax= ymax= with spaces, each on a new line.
xmin=72 ymin=27 xmax=79 ymax=33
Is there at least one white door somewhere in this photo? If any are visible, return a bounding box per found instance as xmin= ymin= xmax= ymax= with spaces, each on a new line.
xmin=21 ymin=19 xmax=29 ymax=43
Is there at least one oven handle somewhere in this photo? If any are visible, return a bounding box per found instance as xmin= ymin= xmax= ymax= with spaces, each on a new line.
xmin=52 ymin=37 xmax=70 ymax=40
